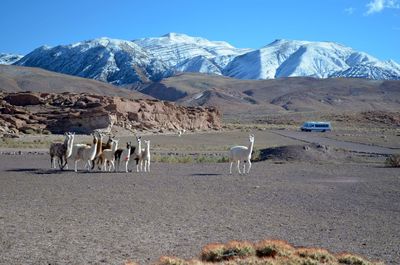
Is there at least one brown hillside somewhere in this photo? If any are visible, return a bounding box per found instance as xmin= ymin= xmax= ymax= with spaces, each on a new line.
xmin=0 ymin=65 xmax=148 ymax=99
xmin=137 ymin=73 xmax=400 ymax=118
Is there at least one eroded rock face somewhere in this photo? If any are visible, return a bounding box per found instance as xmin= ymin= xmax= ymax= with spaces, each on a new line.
xmin=0 ymin=92 xmax=221 ymax=135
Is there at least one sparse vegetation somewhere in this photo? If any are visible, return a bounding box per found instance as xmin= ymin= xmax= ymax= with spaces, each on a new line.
xmin=0 ymin=137 xmax=56 ymax=149
xmin=152 ymin=240 xmax=384 ymax=265
xmin=385 ymin=154 xmax=400 ymax=167
xmin=152 ymin=154 xmax=229 ymax=163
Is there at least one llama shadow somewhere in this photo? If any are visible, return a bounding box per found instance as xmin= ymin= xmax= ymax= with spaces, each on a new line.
xmin=6 ymin=168 xmax=67 ymax=175
xmin=190 ymin=173 xmax=222 ymax=177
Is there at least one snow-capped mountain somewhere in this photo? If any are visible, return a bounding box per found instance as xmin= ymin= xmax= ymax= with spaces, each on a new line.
xmin=11 ymin=33 xmax=400 ymax=84
xmin=224 ymin=39 xmax=400 ymax=80
xmin=14 ymin=38 xmax=169 ymax=85
xmin=133 ymin=33 xmax=252 ymax=75
xmin=0 ymin=53 xmax=23 ymax=65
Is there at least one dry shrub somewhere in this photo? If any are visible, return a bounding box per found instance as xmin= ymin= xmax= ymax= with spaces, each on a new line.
xmin=336 ymin=253 xmax=384 ymax=265
xmin=254 ymin=240 xmax=294 ymax=258
xmin=295 ymin=248 xmax=336 ymax=264
xmin=124 ymin=260 xmax=139 ymax=265
xmin=385 ymin=154 xmax=400 ymax=167
xmin=225 ymin=241 xmax=256 ymax=259
xmin=200 ymin=243 xmax=226 ymax=262
xmin=157 ymin=256 xmax=187 ymax=265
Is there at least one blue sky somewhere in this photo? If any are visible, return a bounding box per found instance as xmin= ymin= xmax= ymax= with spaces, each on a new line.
xmin=1 ymin=0 xmax=399 ymax=62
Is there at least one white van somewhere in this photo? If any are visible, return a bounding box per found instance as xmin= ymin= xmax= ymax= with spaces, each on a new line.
xmin=300 ymin=121 xmax=332 ymax=132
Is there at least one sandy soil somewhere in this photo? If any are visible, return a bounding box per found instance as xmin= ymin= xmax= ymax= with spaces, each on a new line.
xmin=0 ymin=151 xmax=399 ymax=265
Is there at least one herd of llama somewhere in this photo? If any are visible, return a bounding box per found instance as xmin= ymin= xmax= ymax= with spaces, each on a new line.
xmin=49 ymin=132 xmax=255 ymax=174
xmin=50 ymin=132 xmax=151 ymax=173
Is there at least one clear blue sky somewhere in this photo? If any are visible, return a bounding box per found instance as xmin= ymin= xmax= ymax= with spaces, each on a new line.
xmin=1 ymin=0 xmax=399 ymax=62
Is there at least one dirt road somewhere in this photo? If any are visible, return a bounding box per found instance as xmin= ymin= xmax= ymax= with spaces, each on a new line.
xmin=1 ymin=153 xmax=399 ymax=265
xmin=272 ymin=130 xmax=399 ymax=155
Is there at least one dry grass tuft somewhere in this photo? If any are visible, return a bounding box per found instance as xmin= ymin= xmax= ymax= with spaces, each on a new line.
xmin=124 ymin=260 xmax=139 ymax=265
xmin=225 ymin=241 xmax=256 ymax=259
xmin=254 ymin=240 xmax=294 ymax=258
xmin=124 ymin=239 xmax=385 ymax=265
xmin=336 ymin=253 xmax=384 ymax=265
xmin=295 ymin=247 xmax=336 ymax=263
xmin=200 ymin=243 xmax=227 ymax=262
xmin=157 ymin=256 xmax=188 ymax=265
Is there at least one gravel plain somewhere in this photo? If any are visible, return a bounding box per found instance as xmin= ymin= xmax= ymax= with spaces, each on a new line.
xmin=0 ymin=150 xmax=399 ymax=265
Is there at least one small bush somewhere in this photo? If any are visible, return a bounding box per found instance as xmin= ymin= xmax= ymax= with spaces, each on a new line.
xmin=336 ymin=253 xmax=383 ymax=265
xmin=157 ymin=256 xmax=187 ymax=265
xmin=385 ymin=154 xmax=400 ymax=167
xmin=255 ymin=240 xmax=294 ymax=258
xmin=200 ymin=243 xmax=226 ymax=262
xmin=295 ymin=248 xmax=336 ymax=263
xmin=224 ymin=241 xmax=256 ymax=259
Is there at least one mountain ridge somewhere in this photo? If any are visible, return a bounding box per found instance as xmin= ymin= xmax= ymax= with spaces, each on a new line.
xmin=3 ymin=33 xmax=400 ymax=83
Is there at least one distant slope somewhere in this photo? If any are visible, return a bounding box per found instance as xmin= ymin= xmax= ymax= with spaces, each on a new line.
xmin=136 ymin=73 xmax=400 ymax=115
xmin=12 ymin=34 xmax=400 ymax=84
xmin=0 ymin=53 xmax=23 ymax=65
xmin=0 ymin=65 xmax=148 ymax=99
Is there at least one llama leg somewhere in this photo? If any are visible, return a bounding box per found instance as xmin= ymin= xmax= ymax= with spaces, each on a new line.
xmin=243 ymin=162 xmax=246 ymax=174
xmin=229 ymin=161 xmax=233 ymax=174
xmin=140 ymin=160 xmax=143 ymax=172
xmin=125 ymin=161 xmax=128 ymax=173
xmin=247 ymin=160 xmax=252 ymax=173
xmin=148 ymin=160 xmax=150 ymax=172
xmin=74 ymin=160 xmax=78 ymax=172
xmin=237 ymin=160 xmax=241 ymax=174
xmin=50 ymin=157 xmax=54 ymax=169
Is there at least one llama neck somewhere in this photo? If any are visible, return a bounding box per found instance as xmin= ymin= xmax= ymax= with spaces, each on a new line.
xmin=136 ymin=141 xmax=141 ymax=155
xmin=96 ymin=135 xmax=103 ymax=156
xmin=145 ymin=142 xmax=150 ymax=154
xmin=66 ymin=136 xmax=74 ymax=157
xmin=112 ymin=141 xmax=118 ymax=152
xmin=89 ymin=140 xmax=98 ymax=158
xmin=63 ymin=135 xmax=69 ymax=148
xmin=248 ymin=140 xmax=254 ymax=156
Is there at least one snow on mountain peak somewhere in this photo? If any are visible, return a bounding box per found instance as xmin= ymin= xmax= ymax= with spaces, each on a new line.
xmin=8 ymin=34 xmax=400 ymax=84
xmin=133 ymin=33 xmax=252 ymax=74
xmin=0 ymin=53 xmax=24 ymax=65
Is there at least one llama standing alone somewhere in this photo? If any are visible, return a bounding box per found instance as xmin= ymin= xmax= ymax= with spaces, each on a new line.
xmin=229 ymin=134 xmax=255 ymax=174
xmin=141 ymin=140 xmax=151 ymax=172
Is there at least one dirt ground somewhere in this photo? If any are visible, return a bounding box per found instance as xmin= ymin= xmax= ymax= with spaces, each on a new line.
xmin=0 ymin=148 xmax=399 ymax=265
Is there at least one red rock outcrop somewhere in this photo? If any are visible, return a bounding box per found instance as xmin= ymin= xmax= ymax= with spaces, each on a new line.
xmin=0 ymin=92 xmax=221 ymax=135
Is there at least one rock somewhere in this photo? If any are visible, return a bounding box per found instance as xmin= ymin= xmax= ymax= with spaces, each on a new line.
xmin=4 ymin=92 xmax=43 ymax=106
xmin=0 ymin=91 xmax=221 ymax=134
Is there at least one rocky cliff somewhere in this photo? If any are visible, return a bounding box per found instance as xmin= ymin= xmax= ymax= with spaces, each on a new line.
xmin=0 ymin=92 xmax=221 ymax=135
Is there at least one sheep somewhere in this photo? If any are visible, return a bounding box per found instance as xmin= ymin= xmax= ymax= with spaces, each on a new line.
xmin=72 ymin=134 xmax=98 ymax=172
xmin=101 ymin=138 xmax=119 ymax=171
xmin=229 ymin=134 xmax=255 ymax=174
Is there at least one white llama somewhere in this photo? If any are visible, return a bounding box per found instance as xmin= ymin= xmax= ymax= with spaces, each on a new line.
xmin=120 ymin=142 xmax=132 ymax=173
xmin=101 ymin=138 xmax=119 ymax=171
xmin=141 ymin=140 xmax=151 ymax=172
xmin=134 ymin=136 xmax=143 ymax=172
xmin=63 ymin=132 xmax=75 ymax=169
xmin=229 ymin=134 xmax=255 ymax=174
xmin=72 ymin=134 xmax=98 ymax=172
